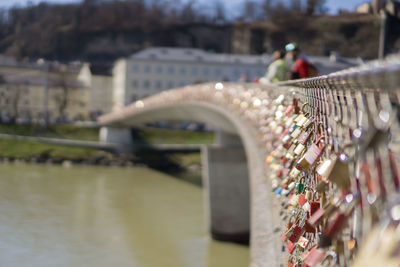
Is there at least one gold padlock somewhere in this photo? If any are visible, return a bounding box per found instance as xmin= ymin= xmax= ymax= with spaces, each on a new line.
xmin=291 ymin=127 xmax=302 ymax=139
xmin=294 ymin=143 xmax=306 ymax=156
xmin=316 ymin=147 xmax=351 ymax=190
xmin=293 ymin=102 xmax=309 ymax=124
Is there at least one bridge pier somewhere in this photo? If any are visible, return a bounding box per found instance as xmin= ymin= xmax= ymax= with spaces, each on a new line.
xmin=99 ymin=126 xmax=133 ymax=152
xmin=202 ymin=132 xmax=250 ymax=244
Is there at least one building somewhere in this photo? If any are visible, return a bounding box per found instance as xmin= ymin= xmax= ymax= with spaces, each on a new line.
xmin=0 ymin=56 xmax=90 ymax=123
xmin=356 ymin=0 xmax=400 ymax=17
xmin=112 ymin=47 xmax=271 ymax=111
xmin=356 ymin=2 xmax=373 ymax=13
xmin=112 ymin=47 xmax=361 ymax=112
xmin=78 ymin=63 xmax=113 ymax=118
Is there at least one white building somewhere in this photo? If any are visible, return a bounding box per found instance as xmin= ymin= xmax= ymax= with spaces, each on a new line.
xmin=78 ymin=63 xmax=113 ymax=118
xmin=112 ymin=47 xmax=271 ymax=111
xmin=112 ymin=47 xmax=361 ymax=112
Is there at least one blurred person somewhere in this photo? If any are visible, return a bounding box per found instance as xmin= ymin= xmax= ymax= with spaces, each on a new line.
xmin=238 ymin=74 xmax=249 ymax=82
xmin=260 ymin=50 xmax=290 ymax=84
xmin=285 ymin=43 xmax=318 ymax=79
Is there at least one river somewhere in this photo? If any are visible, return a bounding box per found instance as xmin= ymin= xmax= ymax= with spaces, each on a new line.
xmin=0 ymin=164 xmax=249 ymax=267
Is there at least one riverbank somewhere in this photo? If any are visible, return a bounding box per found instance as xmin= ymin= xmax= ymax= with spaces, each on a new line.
xmin=0 ymin=124 xmax=211 ymax=185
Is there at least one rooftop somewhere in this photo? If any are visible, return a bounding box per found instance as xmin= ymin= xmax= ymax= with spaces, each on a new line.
xmin=130 ymin=47 xmax=272 ymax=66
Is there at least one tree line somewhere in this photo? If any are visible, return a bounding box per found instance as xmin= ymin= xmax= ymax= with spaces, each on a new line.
xmin=0 ymin=0 xmax=328 ymax=63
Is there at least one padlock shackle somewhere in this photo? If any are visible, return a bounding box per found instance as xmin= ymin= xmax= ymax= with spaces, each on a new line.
xmin=301 ymin=102 xmax=310 ymax=114
xmin=321 ymin=250 xmax=338 ymax=264
xmin=316 ymin=135 xmax=325 ymax=145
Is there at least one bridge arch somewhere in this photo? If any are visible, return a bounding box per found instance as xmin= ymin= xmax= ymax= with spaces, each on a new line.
xmin=99 ymin=83 xmax=283 ymax=266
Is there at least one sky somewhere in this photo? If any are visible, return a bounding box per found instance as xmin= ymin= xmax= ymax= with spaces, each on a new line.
xmin=0 ymin=0 xmax=368 ymax=15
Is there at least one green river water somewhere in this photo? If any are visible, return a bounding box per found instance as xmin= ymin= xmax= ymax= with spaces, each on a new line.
xmin=0 ymin=164 xmax=249 ymax=267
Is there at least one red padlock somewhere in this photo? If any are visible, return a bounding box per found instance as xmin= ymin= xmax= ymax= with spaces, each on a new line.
xmin=309 ymin=201 xmax=320 ymax=216
xmin=286 ymin=241 xmax=296 ymax=254
xmin=303 ymin=246 xmax=325 ymax=267
xmin=288 ymin=225 xmax=304 ymax=243
xmin=298 ymin=193 xmax=307 ymax=206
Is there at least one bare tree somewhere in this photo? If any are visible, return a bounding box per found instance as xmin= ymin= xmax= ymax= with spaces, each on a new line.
xmin=53 ymin=68 xmax=69 ymax=122
xmin=213 ymin=1 xmax=226 ymax=23
xmin=306 ymin=0 xmax=328 ymax=15
xmin=8 ymin=84 xmax=23 ymax=123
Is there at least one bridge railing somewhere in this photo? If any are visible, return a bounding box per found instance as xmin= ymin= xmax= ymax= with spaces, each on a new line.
xmin=266 ymin=55 xmax=400 ymax=266
xmin=99 ymin=55 xmax=400 ymax=266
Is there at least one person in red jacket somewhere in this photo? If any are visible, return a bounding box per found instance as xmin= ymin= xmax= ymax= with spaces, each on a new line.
xmin=285 ymin=43 xmax=309 ymax=79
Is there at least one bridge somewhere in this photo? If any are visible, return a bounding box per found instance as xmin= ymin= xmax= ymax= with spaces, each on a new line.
xmin=98 ymin=56 xmax=400 ymax=267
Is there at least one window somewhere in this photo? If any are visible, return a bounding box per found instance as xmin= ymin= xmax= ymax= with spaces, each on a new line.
xmin=191 ymin=67 xmax=198 ymax=75
xmin=167 ymin=81 xmax=174 ymax=89
xmin=132 ymin=64 xmax=139 ymax=73
xmin=203 ymin=67 xmax=209 ymax=75
xmin=155 ymin=80 xmax=162 ymax=89
xmin=168 ymin=66 xmax=175 ymax=74
xmin=214 ymin=68 xmax=222 ymax=76
xmin=179 ymin=81 xmax=185 ymax=87
xmin=144 ymin=65 xmax=151 ymax=73
xmin=156 ymin=66 xmax=163 ymax=74
xmin=180 ymin=67 xmax=186 ymax=75
xmin=132 ymin=80 xmax=139 ymax=88
xmin=143 ymin=80 xmax=150 ymax=89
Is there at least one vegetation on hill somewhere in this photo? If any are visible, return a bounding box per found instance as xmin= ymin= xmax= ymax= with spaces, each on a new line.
xmin=0 ymin=0 xmax=397 ymax=63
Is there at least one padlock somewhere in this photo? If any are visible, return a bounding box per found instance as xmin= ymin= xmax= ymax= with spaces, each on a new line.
xmin=297 ymin=130 xmax=311 ymax=145
xmin=307 ymin=200 xmax=339 ymax=227
xmin=309 ymin=201 xmax=320 ymax=216
xmin=281 ymin=232 xmax=288 ymax=242
xmin=285 ymin=105 xmax=293 ymax=116
xmin=302 ymin=116 xmax=314 ymax=129
xmin=285 ymin=143 xmax=297 ymax=160
xmin=294 ymin=143 xmax=306 ymax=156
xmin=286 ymin=241 xmax=296 ymax=254
xmin=316 ymin=153 xmax=350 ymax=190
xmin=293 ymin=102 xmax=309 ymax=124
xmin=296 ymin=136 xmax=325 ymax=172
xmin=305 ymin=188 xmax=312 ymax=201
xmin=288 ymin=225 xmax=304 ymax=243
xmin=319 ymin=251 xmax=338 ymax=266
xmin=297 ymin=115 xmax=309 ymax=128
xmin=265 ymin=153 xmax=276 ymax=164
xmin=294 ymin=113 xmax=305 ymax=124
xmin=297 ymin=180 xmax=305 ymax=194
xmin=291 ymin=127 xmax=302 ymax=139
xmin=297 ymin=236 xmax=309 ymax=249
xmin=292 ymin=98 xmax=300 ymax=114
xmin=282 ymin=134 xmax=292 ymax=144
xmin=302 ymin=246 xmax=325 ymax=267
xmin=298 ymin=193 xmax=307 ymax=206
xmin=289 ymin=194 xmax=300 ymax=206
xmin=324 ymin=195 xmax=357 ymax=239
xmin=289 ymin=167 xmax=301 ymax=179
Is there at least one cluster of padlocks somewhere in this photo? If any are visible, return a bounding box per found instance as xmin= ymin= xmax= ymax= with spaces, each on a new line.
xmin=265 ymin=88 xmax=400 ymax=266
xmin=122 ymin=56 xmax=400 ymax=266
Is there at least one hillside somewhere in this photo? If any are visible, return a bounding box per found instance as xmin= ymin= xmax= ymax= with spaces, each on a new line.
xmin=0 ymin=1 xmax=398 ymax=63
